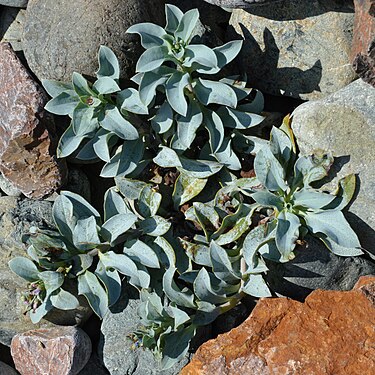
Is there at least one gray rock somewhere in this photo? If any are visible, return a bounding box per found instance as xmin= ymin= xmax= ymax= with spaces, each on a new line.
xmin=0 ymin=361 xmax=18 ymax=375
xmin=78 ymin=353 xmax=109 ymax=375
xmin=23 ymin=0 xmax=166 ymax=82
xmin=0 ymin=8 xmax=25 ymax=52
xmin=0 ymin=196 xmax=90 ymax=346
xmin=265 ymin=235 xmax=375 ymax=300
xmin=204 ymin=0 xmax=282 ymax=8
xmin=0 ymin=1 xmax=27 ymax=7
xmin=100 ymin=288 xmax=189 ymax=375
xmin=228 ymin=0 xmax=356 ymax=100
xmin=291 ymin=79 xmax=375 ymax=251
xmin=0 ymin=173 xmax=22 ymax=196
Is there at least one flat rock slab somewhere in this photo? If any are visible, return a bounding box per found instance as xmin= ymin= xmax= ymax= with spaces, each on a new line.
xmin=23 ymin=0 xmax=166 ymax=82
xmin=11 ymin=327 xmax=92 ymax=375
xmin=0 ymin=0 xmax=27 ymax=6
xmin=181 ymin=276 xmax=375 ymax=374
xmin=229 ymin=0 xmax=356 ymax=100
xmin=291 ymin=79 xmax=375 ymax=252
xmin=0 ymin=43 xmax=66 ymax=198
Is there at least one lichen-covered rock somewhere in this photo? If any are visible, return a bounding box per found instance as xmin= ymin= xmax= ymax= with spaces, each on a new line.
xmin=0 ymin=196 xmax=90 ymax=346
xmin=0 ymin=43 xmax=67 ymax=199
xmin=0 ymin=0 xmax=27 ymax=7
xmin=351 ymin=0 xmax=375 ymax=60
xmin=181 ymin=276 xmax=375 ymax=375
xmin=228 ymin=0 xmax=356 ymax=100
xmin=23 ymin=0 xmax=166 ymax=82
xmin=11 ymin=327 xmax=92 ymax=375
xmin=100 ymin=288 xmax=188 ymax=375
xmin=292 ymin=79 xmax=375 ymax=251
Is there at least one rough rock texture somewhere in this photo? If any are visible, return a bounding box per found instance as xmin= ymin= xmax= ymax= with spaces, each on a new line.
xmin=204 ymin=0 xmax=282 ymax=7
xmin=353 ymin=38 xmax=375 ymax=87
xmin=0 ymin=0 xmax=27 ymax=7
xmin=11 ymin=327 xmax=92 ymax=375
xmin=100 ymin=288 xmax=188 ymax=375
xmin=265 ymin=235 xmax=375 ymax=300
xmin=0 ymin=7 xmax=25 ymax=52
xmin=351 ymin=0 xmax=375 ymax=59
xmin=181 ymin=276 xmax=375 ymax=375
xmin=23 ymin=0 xmax=166 ymax=82
xmin=292 ymin=79 xmax=375 ymax=253
xmin=0 ymin=43 xmax=67 ymax=199
xmin=0 ymin=362 xmax=18 ymax=375
xmin=228 ymin=0 xmax=356 ymax=100
xmin=0 ymin=196 xmax=91 ymax=346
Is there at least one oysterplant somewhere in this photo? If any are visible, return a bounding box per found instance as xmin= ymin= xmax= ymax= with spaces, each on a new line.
xmin=9 ymin=4 xmax=362 ymax=370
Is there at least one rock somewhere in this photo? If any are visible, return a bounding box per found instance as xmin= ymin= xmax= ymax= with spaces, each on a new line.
xmin=203 ymin=0 xmax=282 ymax=8
xmin=291 ymin=79 xmax=375 ymax=252
xmin=351 ymin=0 xmax=375 ymax=60
xmin=99 ymin=287 xmax=188 ymax=375
xmin=264 ymin=235 xmax=375 ymax=300
xmin=23 ymin=0 xmax=166 ymax=82
xmin=228 ymin=0 xmax=356 ymax=100
xmin=0 ymin=362 xmax=18 ymax=375
xmin=0 ymin=43 xmax=67 ymax=199
xmin=47 ymin=167 xmax=91 ymax=202
xmin=0 ymin=1 xmax=27 ymax=7
xmin=78 ymin=353 xmax=109 ymax=375
xmin=0 ymin=7 xmax=25 ymax=52
xmin=0 ymin=196 xmax=90 ymax=346
xmin=353 ymin=38 xmax=375 ymax=87
xmin=11 ymin=327 xmax=92 ymax=375
xmin=181 ymin=276 xmax=375 ymax=374
xmin=0 ymin=173 xmax=22 ymax=196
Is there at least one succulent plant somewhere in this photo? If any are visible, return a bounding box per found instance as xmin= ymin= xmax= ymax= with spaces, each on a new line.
xmin=9 ymin=3 xmax=363 ymax=371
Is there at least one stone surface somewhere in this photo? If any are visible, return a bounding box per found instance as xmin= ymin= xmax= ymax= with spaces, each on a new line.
xmin=0 ymin=362 xmax=18 ymax=375
xmin=181 ymin=276 xmax=375 ymax=375
xmin=292 ymin=79 xmax=375 ymax=253
xmin=228 ymin=0 xmax=356 ymax=100
xmin=0 ymin=43 xmax=67 ymax=199
xmin=204 ymin=0 xmax=282 ymax=7
xmin=78 ymin=353 xmax=109 ymax=375
xmin=100 ymin=287 xmax=188 ymax=375
xmin=0 ymin=173 xmax=22 ymax=196
xmin=23 ymin=0 xmax=166 ymax=82
xmin=11 ymin=327 xmax=92 ymax=375
xmin=0 ymin=196 xmax=90 ymax=346
xmin=353 ymin=38 xmax=375 ymax=87
xmin=351 ymin=0 xmax=375 ymax=60
xmin=0 ymin=0 xmax=27 ymax=7
xmin=0 ymin=8 xmax=25 ymax=52
xmin=265 ymin=235 xmax=375 ymax=300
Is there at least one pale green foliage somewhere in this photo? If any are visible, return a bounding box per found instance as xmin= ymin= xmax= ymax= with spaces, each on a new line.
xmin=8 ymin=3 xmax=363 ymax=371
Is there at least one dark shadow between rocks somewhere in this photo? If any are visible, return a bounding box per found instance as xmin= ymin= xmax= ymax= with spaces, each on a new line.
xmin=242 ymin=0 xmax=354 ymax=21
xmin=230 ymin=24 xmax=323 ymax=99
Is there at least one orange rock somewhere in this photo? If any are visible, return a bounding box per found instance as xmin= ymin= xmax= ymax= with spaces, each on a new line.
xmin=181 ymin=276 xmax=375 ymax=375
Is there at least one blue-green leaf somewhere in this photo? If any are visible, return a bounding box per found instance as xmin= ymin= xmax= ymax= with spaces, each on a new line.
xmin=174 ymin=8 xmax=199 ymax=43
xmin=96 ymin=45 xmax=120 ymax=80
xmin=172 ymin=173 xmax=207 ymax=209
xmin=136 ymin=45 xmax=170 ymax=73
xmin=99 ymin=105 xmax=139 ymax=140
xmin=217 ymin=107 xmax=264 ymax=129
xmin=127 ymin=23 xmax=166 ymax=49
xmin=195 ymin=79 xmax=237 ymax=108
xmin=104 ymin=188 xmax=129 ymax=221
xmin=93 ymin=77 xmax=120 ymax=94
xmin=50 ymin=289 xmax=79 ymax=310
xmin=72 ymin=103 xmax=97 ymax=136
xmin=204 ymin=109 xmax=224 ymax=154
xmin=78 ymin=270 xmax=109 ymax=319
xmin=214 ymin=40 xmax=243 ymax=68
xmin=242 ymin=274 xmax=271 ymax=297
xmin=42 ymin=79 xmax=73 ymax=98
xmin=9 ymin=257 xmax=39 ymax=282
xmin=275 ymin=210 xmax=300 ymax=260
xmin=45 ymin=91 xmax=79 ymax=116
xmin=183 ymin=45 xmax=218 ymax=71
xmin=123 ymin=239 xmax=160 ymax=268
xmin=138 ymin=186 xmax=162 ymax=217
xmin=39 ymin=271 xmax=64 ymax=293
xmin=101 ymin=213 xmax=137 ymax=246
xmin=118 ymin=88 xmax=149 ymax=115
xmin=151 ymin=101 xmax=174 ymax=134
xmin=73 ymin=216 xmax=101 ymax=251
xmin=293 ymin=188 xmax=335 ymax=209
xmin=72 ymin=72 xmax=94 ymax=97
xmin=165 ymin=4 xmax=184 ymax=33
xmin=139 ymin=216 xmax=171 ymax=236
xmin=139 ymin=72 xmax=168 ymax=106
xmin=95 ymin=260 xmax=121 ymax=306
xmin=166 ymin=72 xmax=190 ymax=116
